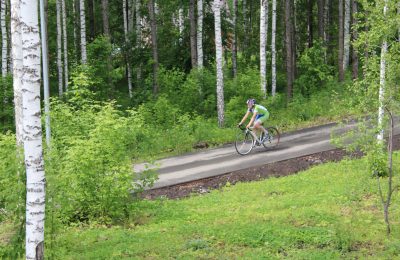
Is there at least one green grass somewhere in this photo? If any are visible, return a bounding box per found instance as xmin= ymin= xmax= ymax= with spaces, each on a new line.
xmin=46 ymin=153 xmax=400 ymax=259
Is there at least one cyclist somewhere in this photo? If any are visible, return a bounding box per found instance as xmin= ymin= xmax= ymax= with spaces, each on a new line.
xmin=238 ymin=98 xmax=269 ymax=141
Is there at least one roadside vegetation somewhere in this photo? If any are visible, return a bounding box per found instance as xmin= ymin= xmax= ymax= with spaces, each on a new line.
xmin=7 ymin=153 xmax=398 ymax=259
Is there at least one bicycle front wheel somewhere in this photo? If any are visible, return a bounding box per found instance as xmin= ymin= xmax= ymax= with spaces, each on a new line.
xmin=235 ymin=131 xmax=254 ymax=155
xmin=262 ymin=127 xmax=280 ymax=149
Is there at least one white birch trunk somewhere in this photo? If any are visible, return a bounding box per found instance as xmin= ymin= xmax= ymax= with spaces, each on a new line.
xmin=260 ymin=0 xmax=267 ymax=99
xmin=377 ymin=0 xmax=388 ymax=141
xmin=271 ymin=0 xmax=277 ymax=96
xmin=1 ymin=0 xmax=7 ymax=76
xmin=135 ymin=0 xmax=141 ymax=84
xmin=73 ymin=0 xmax=77 ymax=56
xmin=343 ymin=0 xmax=350 ymax=70
xmin=80 ymin=0 xmax=87 ymax=64
xmin=56 ymin=0 xmax=63 ymax=96
xmin=61 ymin=0 xmax=68 ymax=90
xmin=178 ymin=8 xmax=184 ymax=43
xmin=11 ymin=0 xmax=22 ymax=144
xmin=19 ymin=0 xmax=46 ymax=258
xmin=197 ymin=0 xmax=203 ymax=68
xmin=213 ymin=0 xmax=224 ymax=127
xmin=123 ymin=0 xmax=133 ymax=97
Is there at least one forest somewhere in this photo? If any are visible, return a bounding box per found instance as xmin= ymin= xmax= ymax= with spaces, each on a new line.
xmin=1 ymin=0 xmax=400 ymax=258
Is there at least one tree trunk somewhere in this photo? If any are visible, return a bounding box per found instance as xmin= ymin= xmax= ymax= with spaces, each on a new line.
xmin=213 ymin=0 xmax=224 ymax=127
xmin=189 ymin=0 xmax=197 ymax=69
xmin=271 ymin=0 xmax=277 ymax=96
xmin=80 ymin=0 xmax=87 ymax=64
xmin=323 ymin=0 xmax=330 ymax=62
xmin=178 ymin=7 xmax=184 ymax=43
xmin=16 ymin=0 xmax=46 ymax=258
xmin=197 ymin=0 xmax=204 ymax=68
xmin=56 ymin=0 xmax=63 ymax=95
xmin=128 ymin=0 xmax=133 ymax=33
xmin=260 ymin=0 xmax=268 ymax=98
xmin=73 ymin=0 xmax=78 ymax=59
xmin=10 ymin=0 xmax=22 ymax=143
xmin=307 ymin=0 xmax=313 ymax=48
xmin=123 ymin=0 xmax=133 ymax=97
xmin=351 ymin=0 xmax=358 ymax=80
xmin=317 ymin=0 xmax=324 ymax=39
xmin=232 ymin=0 xmax=237 ymax=77
xmin=338 ymin=0 xmax=344 ymax=81
xmin=135 ymin=0 xmax=142 ymax=87
xmin=343 ymin=0 xmax=350 ymax=70
xmin=61 ymin=0 xmax=68 ymax=90
xmin=101 ymin=0 xmax=110 ymax=37
xmin=243 ymin=0 xmax=248 ymax=59
xmin=88 ymin=0 xmax=94 ymax=40
xmin=148 ymin=0 xmax=159 ymax=95
xmin=377 ymin=0 xmax=388 ymax=141
xmin=1 ymin=0 xmax=7 ymax=76
xmin=285 ymin=0 xmax=293 ymax=103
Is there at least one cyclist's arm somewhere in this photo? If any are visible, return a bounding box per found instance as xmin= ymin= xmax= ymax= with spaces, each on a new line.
xmin=246 ymin=112 xmax=257 ymax=128
xmin=239 ymin=111 xmax=251 ymax=125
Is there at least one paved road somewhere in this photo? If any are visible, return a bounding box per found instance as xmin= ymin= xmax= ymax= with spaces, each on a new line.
xmin=134 ymin=120 xmax=400 ymax=189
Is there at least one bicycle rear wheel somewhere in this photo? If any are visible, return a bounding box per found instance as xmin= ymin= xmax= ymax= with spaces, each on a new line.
xmin=262 ymin=126 xmax=280 ymax=149
xmin=235 ymin=131 xmax=254 ymax=155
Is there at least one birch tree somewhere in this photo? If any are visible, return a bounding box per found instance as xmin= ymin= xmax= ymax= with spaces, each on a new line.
xmin=80 ymin=0 xmax=87 ymax=64
xmin=56 ymin=0 xmax=63 ymax=95
xmin=213 ymin=0 xmax=224 ymax=127
xmin=61 ymin=0 xmax=68 ymax=90
xmin=260 ymin=0 xmax=268 ymax=99
xmin=1 ymin=0 xmax=7 ymax=76
xmin=285 ymin=0 xmax=294 ymax=102
xmin=377 ymin=0 xmax=388 ymax=141
xmin=343 ymin=0 xmax=351 ymax=70
xmin=13 ymin=0 xmax=46 ymax=258
xmin=271 ymin=0 xmax=277 ymax=96
xmin=123 ymin=0 xmax=133 ymax=97
xmin=197 ymin=0 xmax=203 ymax=68
xmin=351 ymin=0 xmax=358 ymax=80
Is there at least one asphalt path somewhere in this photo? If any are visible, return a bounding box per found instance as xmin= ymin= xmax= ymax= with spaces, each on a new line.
xmin=134 ymin=120 xmax=400 ymax=189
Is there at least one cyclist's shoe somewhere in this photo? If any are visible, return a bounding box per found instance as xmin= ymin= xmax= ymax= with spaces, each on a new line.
xmin=262 ymin=133 xmax=271 ymax=143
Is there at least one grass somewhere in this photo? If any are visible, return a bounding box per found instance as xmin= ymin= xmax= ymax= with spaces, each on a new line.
xmin=45 ymin=153 xmax=400 ymax=259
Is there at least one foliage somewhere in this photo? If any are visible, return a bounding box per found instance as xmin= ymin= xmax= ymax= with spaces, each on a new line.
xmin=0 ymin=75 xmax=14 ymax=133
xmin=0 ymin=133 xmax=25 ymax=258
xmin=294 ymin=41 xmax=333 ymax=97
xmin=45 ymin=154 xmax=400 ymax=258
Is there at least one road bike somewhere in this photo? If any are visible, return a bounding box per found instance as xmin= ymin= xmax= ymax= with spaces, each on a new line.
xmin=235 ymin=125 xmax=280 ymax=155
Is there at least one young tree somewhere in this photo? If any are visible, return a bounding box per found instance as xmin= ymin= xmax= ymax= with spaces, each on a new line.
xmin=213 ymin=0 xmax=224 ymax=127
xmin=148 ymin=0 xmax=159 ymax=94
xmin=123 ymin=0 xmax=133 ymax=97
xmin=80 ymin=0 xmax=87 ymax=64
xmin=377 ymin=1 xmax=387 ymax=142
xmin=61 ymin=0 xmax=68 ymax=90
xmin=12 ymin=0 xmax=46 ymax=258
xmin=1 ymin=0 xmax=7 ymax=76
xmin=56 ymin=0 xmax=63 ymax=95
xmin=260 ymin=0 xmax=268 ymax=98
xmin=197 ymin=0 xmax=204 ymax=68
xmin=271 ymin=0 xmax=277 ymax=96
xmin=189 ymin=0 xmax=197 ymax=68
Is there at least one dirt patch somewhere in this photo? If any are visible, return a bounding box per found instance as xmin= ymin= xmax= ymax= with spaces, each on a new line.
xmin=142 ymin=135 xmax=400 ymax=200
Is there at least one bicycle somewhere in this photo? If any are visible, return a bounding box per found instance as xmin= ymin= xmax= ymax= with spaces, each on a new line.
xmin=235 ymin=125 xmax=280 ymax=155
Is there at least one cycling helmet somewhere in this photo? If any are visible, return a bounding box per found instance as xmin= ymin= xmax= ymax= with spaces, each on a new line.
xmin=246 ymin=99 xmax=256 ymax=106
